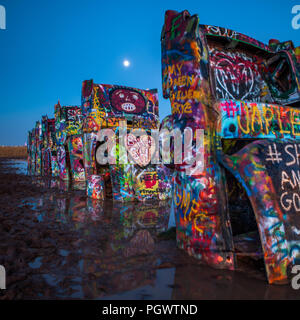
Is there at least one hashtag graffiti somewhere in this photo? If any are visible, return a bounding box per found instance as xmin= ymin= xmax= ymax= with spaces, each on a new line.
xmin=266 ymin=143 xmax=282 ymax=164
xmin=222 ymin=101 xmax=239 ymax=118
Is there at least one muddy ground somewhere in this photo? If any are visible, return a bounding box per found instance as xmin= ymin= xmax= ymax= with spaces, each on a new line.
xmin=0 ymin=158 xmax=299 ymax=300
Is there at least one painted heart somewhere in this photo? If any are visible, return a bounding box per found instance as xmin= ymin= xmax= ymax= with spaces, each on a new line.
xmin=212 ymin=50 xmax=258 ymax=101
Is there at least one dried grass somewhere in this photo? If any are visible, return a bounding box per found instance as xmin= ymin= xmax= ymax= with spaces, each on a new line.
xmin=0 ymin=146 xmax=27 ymax=158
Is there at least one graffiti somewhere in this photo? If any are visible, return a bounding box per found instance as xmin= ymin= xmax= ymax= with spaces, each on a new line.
xmin=218 ymin=100 xmax=300 ymax=139
xmin=157 ymin=164 xmax=173 ymax=201
xmin=109 ymin=164 xmax=135 ymax=202
xmin=57 ymin=146 xmax=69 ymax=181
xmin=87 ymin=175 xmax=105 ymax=200
xmin=203 ymin=24 xmax=270 ymax=52
xmin=161 ymin=9 xmax=235 ymax=271
xmin=162 ymin=60 xmax=206 ymax=118
xmin=132 ymin=167 xmax=159 ymax=201
xmin=51 ymin=154 xmax=60 ymax=177
xmin=206 ymin=25 xmax=238 ymax=39
xmin=110 ymin=88 xmax=146 ymax=114
xmin=220 ymin=140 xmax=300 ymax=283
xmin=161 ymin=9 xmax=300 ymax=284
xmin=204 ymin=23 xmax=300 ymax=106
xmin=264 ymin=143 xmax=300 ymax=215
xmin=38 ymin=116 xmax=59 ymax=177
xmin=68 ymin=136 xmax=85 ymax=182
xmin=79 ymin=80 xmax=170 ymax=202
xmin=209 ymin=49 xmax=265 ymax=101
xmin=66 ymin=106 xmax=83 ymax=136
xmin=81 ymin=81 xmax=159 ymax=133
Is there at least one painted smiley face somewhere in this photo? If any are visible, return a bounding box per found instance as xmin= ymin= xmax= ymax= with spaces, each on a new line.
xmin=110 ymin=89 xmax=146 ymax=114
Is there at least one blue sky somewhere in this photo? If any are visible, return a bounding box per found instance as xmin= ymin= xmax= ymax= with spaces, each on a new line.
xmin=0 ymin=0 xmax=299 ymax=145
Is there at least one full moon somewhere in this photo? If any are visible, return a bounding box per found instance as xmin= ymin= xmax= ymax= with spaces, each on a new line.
xmin=123 ymin=59 xmax=130 ymax=67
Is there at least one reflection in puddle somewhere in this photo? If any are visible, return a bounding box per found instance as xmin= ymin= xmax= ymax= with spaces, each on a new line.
xmin=28 ymin=256 xmax=43 ymax=269
xmin=102 ymin=268 xmax=176 ymax=300
xmin=21 ymin=177 xmax=175 ymax=299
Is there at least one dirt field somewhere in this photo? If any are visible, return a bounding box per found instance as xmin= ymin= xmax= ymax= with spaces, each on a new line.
xmin=0 ymin=146 xmax=27 ymax=159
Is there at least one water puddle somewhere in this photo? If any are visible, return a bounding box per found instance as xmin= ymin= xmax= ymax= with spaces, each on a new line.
xmin=3 ymin=158 xmax=28 ymax=175
xmin=28 ymin=256 xmax=43 ymax=269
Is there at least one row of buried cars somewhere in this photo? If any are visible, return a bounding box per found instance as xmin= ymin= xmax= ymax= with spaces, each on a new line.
xmin=27 ymin=9 xmax=300 ymax=285
xmin=27 ymin=81 xmax=173 ymax=202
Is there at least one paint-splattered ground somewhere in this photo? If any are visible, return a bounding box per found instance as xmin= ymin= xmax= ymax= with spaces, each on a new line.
xmin=0 ymin=158 xmax=299 ymax=300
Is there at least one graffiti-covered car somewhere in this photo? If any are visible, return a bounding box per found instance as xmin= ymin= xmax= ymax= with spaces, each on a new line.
xmin=54 ymin=101 xmax=85 ymax=183
xmin=161 ymin=9 xmax=300 ymax=284
xmin=40 ymin=116 xmax=59 ymax=177
xmin=27 ymin=129 xmax=34 ymax=175
xmin=81 ymin=80 xmax=172 ymax=201
xmin=32 ymin=120 xmax=42 ymax=176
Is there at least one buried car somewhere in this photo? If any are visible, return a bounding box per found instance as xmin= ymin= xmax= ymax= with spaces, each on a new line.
xmin=54 ymin=101 xmax=85 ymax=184
xmin=27 ymin=82 xmax=173 ymax=201
xmin=81 ymin=80 xmax=172 ymax=201
xmin=161 ymin=9 xmax=300 ymax=284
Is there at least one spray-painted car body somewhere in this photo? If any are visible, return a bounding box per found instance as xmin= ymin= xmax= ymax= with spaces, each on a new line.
xmin=28 ymin=115 xmax=61 ymax=178
xmin=27 ymin=129 xmax=34 ymax=175
xmin=32 ymin=120 xmax=43 ymax=176
xmin=40 ymin=116 xmax=59 ymax=177
xmin=54 ymin=102 xmax=85 ymax=183
xmin=81 ymin=80 xmax=172 ymax=201
xmin=161 ymin=9 xmax=300 ymax=284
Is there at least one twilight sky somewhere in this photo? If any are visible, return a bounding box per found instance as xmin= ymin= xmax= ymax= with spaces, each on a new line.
xmin=0 ymin=0 xmax=299 ymax=145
